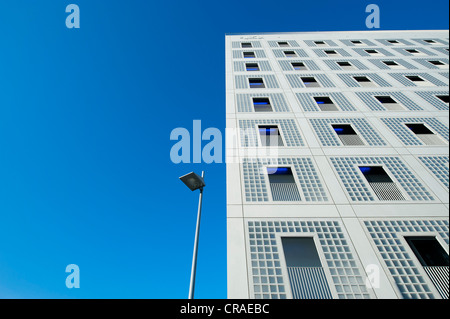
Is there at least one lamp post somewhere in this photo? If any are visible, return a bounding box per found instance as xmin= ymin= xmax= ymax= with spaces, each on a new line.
xmin=179 ymin=171 xmax=205 ymax=299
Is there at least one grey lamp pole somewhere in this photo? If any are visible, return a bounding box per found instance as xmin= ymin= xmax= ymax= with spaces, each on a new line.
xmin=179 ymin=171 xmax=206 ymax=299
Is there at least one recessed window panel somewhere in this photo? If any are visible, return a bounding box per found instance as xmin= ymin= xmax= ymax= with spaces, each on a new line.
xmin=267 ymin=167 xmax=301 ymax=201
xmin=359 ymin=166 xmax=405 ymax=200
xmin=243 ymin=51 xmax=256 ymax=58
xmin=284 ymin=51 xmax=297 ymax=57
xmin=301 ymin=77 xmax=320 ymax=88
xmin=245 ymin=63 xmax=260 ymax=71
xmin=248 ymin=78 xmax=265 ymax=88
xmin=241 ymin=42 xmax=252 ymax=48
xmin=258 ymin=125 xmax=284 ymax=147
xmin=252 ymin=97 xmax=272 ymax=112
xmin=291 ymin=62 xmax=307 ymax=70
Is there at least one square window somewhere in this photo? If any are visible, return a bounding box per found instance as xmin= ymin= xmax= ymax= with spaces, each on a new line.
xmin=314 ymin=41 xmax=327 ymax=46
xmin=243 ymin=51 xmax=256 ymax=58
xmin=301 ymin=77 xmax=320 ymax=88
xmin=291 ymin=62 xmax=307 ymax=70
xmin=284 ymin=51 xmax=297 ymax=57
xmin=332 ymin=124 xmax=364 ymax=145
xmin=405 ymin=123 xmax=446 ymax=145
xmin=405 ymin=75 xmax=433 ymax=86
xmin=253 ymin=97 xmax=273 ymax=112
xmin=314 ymin=96 xmax=339 ymax=111
xmin=375 ymin=96 xmax=404 ymax=110
xmin=267 ymin=167 xmax=301 ymax=201
xmin=258 ymin=125 xmax=284 ymax=147
xmin=387 ymin=40 xmax=401 ymax=45
xmin=351 ymin=40 xmax=364 ymax=45
xmin=337 ymin=61 xmax=355 ymax=70
xmin=325 ymin=50 xmax=339 ymax=56
xmin=249 ymin=78 xmax=265 ymax=88
xmin=278 ymin=41 xmax=289 ymax=47
xmin=353 ymin=76 xmax=376 ymax=87
xmin=436 ymin=95 xmax=449 ymax=104
xmin=358 ymin=166 xmax=405 ymax=201
xmin=365 ymin=49 xmax=382 ymax=56
xmin=246 ymin=63 xmax=260 ymax=71
xmin=241 ymin=42 xmax=253 ymax=48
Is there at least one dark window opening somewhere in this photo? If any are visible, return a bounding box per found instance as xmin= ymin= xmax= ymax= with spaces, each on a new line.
xmin=332 ymin=124 xmax=357 ymax=135
xmin=284 ymin=51 xmax=297 ymax=57
xmin=259 ymin=125 xmax=283 ymax=147
xmin=405 ymin=123 xmax=434 ymax=135
xmin=383 ymin=60 xmax=399 ymax=66
xmin=337 ymin=61 xmax=351 ymax=66
xmin=405 ymin=237 xmax=449 ymax=267
xmin=354 ymin=76 xmax=371 ymax=82
xmin=278 ymin=41 xmax=289 ymax=47
xmin=301 ymin=77 xmax=320 ymax=87
xmin=406 ymin=49 xmax=420 ymax=54
xmin=375 ymin=96 xmax=397 ymax=104
xmin=359 ymin=166 xmax=405 ymax=200
xmin=241 ymin=42 xmax=252 ymax=48
xmin=314 ymin=96 xmax=338 ymax=111
xmin=366 ymin=49 xmax=379 ymax=54
xmin=436 ymin=95 xmax=449 ymax=103
xmin=245 ymin=63 xmax=260 ymax=71
xmin=406 ymin=75 xmax=425 ymax=82
xmin=351 ymin=40 xmax=363 ymax=44
xmin=292 ymin=62 xmax=307 ymax=70
xmin=424 ymin=39 xmax=437 ymax=44
xmin=243 ymin=51 xmax=256 ymax=58
xmin=253 ymin=97 xmax=272 ymax=112
xmin=314 ymin=41 xmax=326 ymax=46
xmin=325 ymin=50 xmax=338 ymax=55
xmin=429 ymin=60 xmax=445 ymax=66
xmin=248 ymin=78 xmax=265 ymax=88
xmin=267 ymin=167 xmax=301 ymax=201
xmin=388 ymin=40 xmax=400 ymax=44
xmin=332 ymin=124 xmax=364 ymax=145
xmin=282 ymin=237 xmax=322 ymax=267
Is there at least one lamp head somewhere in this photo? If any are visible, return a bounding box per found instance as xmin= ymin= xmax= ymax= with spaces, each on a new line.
xmin=179 ymin=172 xmax=205 ymax=191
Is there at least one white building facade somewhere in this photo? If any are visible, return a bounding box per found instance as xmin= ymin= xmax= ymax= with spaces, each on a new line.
xmin=226 ymin=30 xmax=449 ymax=299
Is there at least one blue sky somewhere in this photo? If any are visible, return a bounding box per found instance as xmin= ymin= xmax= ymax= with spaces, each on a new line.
xmin=0 ymin=0 xmax=448 ymax=298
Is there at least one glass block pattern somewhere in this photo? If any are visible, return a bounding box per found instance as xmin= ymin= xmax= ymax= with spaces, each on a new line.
xmin=352 ymin=48 xmax=394 ymax=57
xmin=232 ymin=41 xmax=262 ymax=48
xmin=367 ymin=59 xmax=417 ymax=70
xmin=363 ymin=219 xmax=449 ymax=299
xmin=242 ymin=157 xmax=328 ymax=202
xmin=380 ymin=117 xmax=449 ymax=145
xmin=232 ymin=49 xmax=266 ymax=59
xmin=411 ymin=38 xmax=449 ymax=46
xmin=247 ymin=219 xmax=374 ymax=299
xmin=272 ymin=49 xmax=308 ymax=58
xmin=391 ymin=47 xmax=437 ymax=56
xmin=234 ymin=60 xmax=272 ymax=72
xmin=278 ymin=60 xmax=320 ymax=71
xmin=375 ymin=39 xmax=415 ymax=46
xmin=414 ymin=91 xmax=449 ymax=111
xmin=340 ymin=39 xmax=376 ymax=46
xmin=354 ymin=91 xmax=422 ymax=111
xmin=412 ymin=58 xmax=450 ymax=69
xmin=303 ymin=40 xmax=338 ymax=47
xmin=309 ymin=118 xmax=387 ymax=146
xmin=286 ymin=74 xmax=335 ymax=88
xmin=295 ymin=92 xmax=356 ymax=112
xmin=439 ymin=72 xmax=449 ymax=80
xmin=337 ymin=73 xmax=392 ymax=87
xmin=239 ymin=119 xmax=305 ymax=147
xmin=322 ymin=59 xmax=369 ymax=70
xmin=236 ymin=93 xmax=291 ymax=112
xmin=418 ymin=156 xmax=449 ymax=190
xmin=235 ymin=74 xmax=280 ymax=89
xmin=388 ymin=72 xmax=447 ymax=87
xmin=431 ymin=47 xmax=450 ymax=56
xmin=268 ymin=40 xmax=300 ymax=47
xmin=330 ymin=156 xmax=435 ymax=201
xmin=312 ymin=48 xmax=352 ymax=57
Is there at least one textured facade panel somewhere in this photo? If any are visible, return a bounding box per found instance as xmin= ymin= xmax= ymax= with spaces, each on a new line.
xmin=296 ymin=92 xmax=356 ymax=112
xmin=242 ymin=158 xmax=328 ymax=202
xmin=336 ymin=73 xmax=392 ymax=87
xmin=330 ymin=156 xmax=435 ymax=201
xmin=354 ymin=91 xmax=423 ymax=111
xmin=363 ymin=219 xmax=449 ymax=299
xmin=309 ymin=118 xmax=386 ymax=146
xmin=380 ymin=117 xmax=449 ymax=146
xmin=278 ymin=59 xmax=320 ymax=71
xmin=272 ymin=49 xmax=308 ymax=58
xmin=388 ymin=73 xmax=447 ymax=87
xmin=322 ymin=59 xmax=369 ymax=70
xmin=235 ymin=74 xmax=280 ymax=89
xmin=248 ymin=219 xmax=374 ymax=299
xmin=286 ymin=74 xmax=336 ymax=88
xmin=418 ymin=156 xmax=449 ymax=190
xmin=236 ymin=93 xmax=291 ymax=113
xmin=234 ymin=60 xmax=273 ymax=72
xmin=239 ymin=119 xmax=305 ymax=147
xmin=414 ymin=90 xmax=450 ymax=111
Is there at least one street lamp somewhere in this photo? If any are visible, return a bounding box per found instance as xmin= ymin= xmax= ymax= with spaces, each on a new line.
xmin=179 ymin=171 xmax=205 ymax=299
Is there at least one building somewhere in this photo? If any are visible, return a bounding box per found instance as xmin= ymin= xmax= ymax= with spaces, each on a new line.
xmin=225 ymin=30 xmax=449 ymax=299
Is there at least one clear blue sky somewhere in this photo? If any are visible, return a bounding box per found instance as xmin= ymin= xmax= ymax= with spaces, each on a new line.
xmin=0 ymin=0 xmax=448 ymax=298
